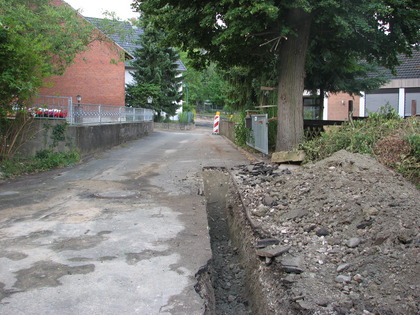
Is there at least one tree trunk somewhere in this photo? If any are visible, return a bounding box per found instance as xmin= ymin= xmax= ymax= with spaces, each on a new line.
xmin=276 ymin=9 xmax=312 ymax=151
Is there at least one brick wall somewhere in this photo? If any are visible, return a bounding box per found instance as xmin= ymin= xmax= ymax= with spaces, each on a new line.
xmin=40 ymin=0 xmax=126 ymax=107
xmin=39 ymin=39 xmax=126 ymax=106
xmin=327 ymin=92 xmax=361 ymax=120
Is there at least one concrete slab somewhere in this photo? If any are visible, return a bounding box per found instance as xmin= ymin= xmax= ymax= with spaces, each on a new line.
xmin=271 ymin=150 xmax=306 ymax=163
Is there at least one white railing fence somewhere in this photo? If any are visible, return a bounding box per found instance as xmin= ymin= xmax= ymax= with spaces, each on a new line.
xmin=32 ymin=95 xmax=153 ymax=125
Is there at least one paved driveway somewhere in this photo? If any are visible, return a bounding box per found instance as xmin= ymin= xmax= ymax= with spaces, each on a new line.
xmin=0 ymin=127 xmax=250 ymax=314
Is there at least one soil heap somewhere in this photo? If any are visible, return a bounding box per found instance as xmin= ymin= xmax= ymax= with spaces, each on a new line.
xmin=230 ymin=150 xmax=419 ymax=314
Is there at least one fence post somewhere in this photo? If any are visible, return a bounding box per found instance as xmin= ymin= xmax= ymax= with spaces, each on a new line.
xmin=68 ymin=97 xmax=74 ymax=125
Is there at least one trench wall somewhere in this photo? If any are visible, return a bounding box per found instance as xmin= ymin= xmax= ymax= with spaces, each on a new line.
xmin=16 ymin=119 xmax=153 ymax=158
xmin=226 ymin=175 xmax=275 ymax=315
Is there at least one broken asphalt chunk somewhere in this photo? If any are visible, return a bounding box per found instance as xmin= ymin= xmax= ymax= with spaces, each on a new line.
xmin=256 ymin=245 xmax=291 ymax=258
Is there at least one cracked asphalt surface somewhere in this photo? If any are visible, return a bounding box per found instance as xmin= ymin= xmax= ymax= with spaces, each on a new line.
xmin=0 ymin=125 xmax=250 ymax=314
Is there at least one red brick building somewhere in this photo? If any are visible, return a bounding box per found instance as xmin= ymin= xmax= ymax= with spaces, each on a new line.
xmin=38 ymin=0 xmax=131 ymax=106
xmin=325 ymin=92 xmax=360 ymax=121
xmin=303 ymin=91 xmax=360 ymax=121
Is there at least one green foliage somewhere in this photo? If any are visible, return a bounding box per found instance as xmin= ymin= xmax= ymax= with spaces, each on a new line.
xmin=180 ymin=53 xmax=227 ymax=112
xmin=234 ymin=112 xmax=251 ymax=147
xmin=125 ymin=23 xmax=183 ymax=117
xmin=0 ymin=0 xmax=95 ymax=110
xmin=178 ymin=111 xmax=192 ymax=124
xmin=51 ymin=123 xmax=67 ymax=147
xmin=136 ymin=0 xmax=419 ymax=80
xmin=406 ymin=133 xmax=420 ymax=158
xmin=0 ymin=150 xmax=79 ymax=178
xmin=222 ymin=105 xmax=233 ymax=115
xmin=0 ymin=1 xmax=96 ymax=160
xmin=299 ymin=108 xmax=419 ymax=186
xmin=368 ymin=104 xmax=401 ymax=121
xmin=42 ymin=121 xmax=69 ymax=150
xmin=135 ymin=0 xmax=419 ymax=151
xmin=0 ymin=110 xmax=34 ymax=161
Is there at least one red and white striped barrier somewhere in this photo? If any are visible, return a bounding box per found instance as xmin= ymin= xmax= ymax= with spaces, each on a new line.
xmin=213 ymin=112 xmax=220 ymax=134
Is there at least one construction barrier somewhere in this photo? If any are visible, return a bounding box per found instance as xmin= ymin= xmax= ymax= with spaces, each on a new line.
xmin=213 ymin=112 xmax=220 ymax=134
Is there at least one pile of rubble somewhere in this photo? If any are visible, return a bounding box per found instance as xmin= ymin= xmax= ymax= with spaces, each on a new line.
xmin=230 ymin=150 xmax=419 ymax=314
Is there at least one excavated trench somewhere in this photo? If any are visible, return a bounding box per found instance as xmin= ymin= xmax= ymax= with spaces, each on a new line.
xmin=196 ymin=167 xmax=273 ymax=315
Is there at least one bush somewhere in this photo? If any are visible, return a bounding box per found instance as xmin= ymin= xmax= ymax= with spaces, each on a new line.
xmin=234 ymin=111 xmax=250 ymax=147
xmin=178 ymin=111 xmax=194 ymax=123
xmin=299 ymin=107 xmax=419 ymax=187
xmin=0 ymin=150 xmax=80 ymax=178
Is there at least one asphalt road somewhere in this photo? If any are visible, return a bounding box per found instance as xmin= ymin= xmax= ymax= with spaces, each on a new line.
xmin=0 ymin=125 xmax=251 ymax=314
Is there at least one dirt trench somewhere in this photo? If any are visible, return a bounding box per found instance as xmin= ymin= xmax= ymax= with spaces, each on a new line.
xmin=197 ymin=167 xmax=274 ymax=315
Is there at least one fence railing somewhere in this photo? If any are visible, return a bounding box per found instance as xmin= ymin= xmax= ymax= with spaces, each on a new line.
xmin=32 ymin=95 xmax=153 ymax=125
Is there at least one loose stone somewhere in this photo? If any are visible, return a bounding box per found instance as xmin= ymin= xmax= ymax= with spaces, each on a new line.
xmin=337 ymin=263 xmax=351 ymax=272
xmin=316 ymin=299 xmax=329 ymax=307
xmin=256 ymin=245 xmax=291 ymax=258
xmin=255 ymin=238 xmax=280 ymax=248
xmin=347 ymin=237 xmax=361 ymax=248
xmin=316 ymin=227 xmax=330 ymax=236
xmin=353 ymin=274 xmax=363 ymax=283
xmin=335 ymin=275 xmax=352 ymax=283
xmin=263 ymin=195 xmax=277 ymax=207
xmin=363 ymin=207 xmax=379 ymax=216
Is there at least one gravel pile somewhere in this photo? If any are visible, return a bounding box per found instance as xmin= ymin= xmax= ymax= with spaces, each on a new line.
xmin=230 ymin=150 xmax=419 ymax=314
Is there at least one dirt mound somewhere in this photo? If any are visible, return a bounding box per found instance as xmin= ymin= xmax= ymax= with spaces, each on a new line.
xmin=231 ymin=150 xmax=419 ymax=314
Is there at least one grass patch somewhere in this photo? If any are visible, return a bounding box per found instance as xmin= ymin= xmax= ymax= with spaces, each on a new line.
xmin=0 ymin=150 xmax=80 ymax=178
xmin=299 ymin=107 xmax=419 ymax=187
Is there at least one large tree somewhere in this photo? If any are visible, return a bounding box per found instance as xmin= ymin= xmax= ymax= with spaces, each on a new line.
xmin=126 ymin=23 xmax=183 ymax=118
xmin=134 ymin=0 xmax=419 ymax=151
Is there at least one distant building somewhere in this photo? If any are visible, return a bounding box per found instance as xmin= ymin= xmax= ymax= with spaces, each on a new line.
xmin=361 ymin=50 xmax=420 ymax=117
xmin=38 ymin=0 xmax=132 ymax=107
xmin=320 ymin=50 xmax=420 ymax=120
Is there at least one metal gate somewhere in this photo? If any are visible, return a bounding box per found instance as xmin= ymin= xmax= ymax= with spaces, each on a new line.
xmin=246 ymin=114 xmax=268 ymax=155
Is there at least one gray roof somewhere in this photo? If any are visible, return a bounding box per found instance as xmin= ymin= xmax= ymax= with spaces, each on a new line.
xmin=370 ymin=50 xmax=420 ymax=80
xmin=391 ymin=50 xmax=420 ymax=79
xmin=85 ymin=17 xmax=187 ymax=72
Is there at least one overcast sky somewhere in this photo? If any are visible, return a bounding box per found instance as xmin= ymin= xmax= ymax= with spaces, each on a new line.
xmin=65 ymin=0 xmax=139 ymax=20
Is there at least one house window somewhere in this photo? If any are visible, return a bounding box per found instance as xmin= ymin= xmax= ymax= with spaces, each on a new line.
xmin=303 ymin=97 xmax=321 ymax=120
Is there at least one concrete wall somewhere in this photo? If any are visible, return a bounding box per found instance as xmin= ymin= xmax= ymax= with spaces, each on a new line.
xmin=154 ymin=122 xmax=195 ymax=130
xmin=74 ymin=122 xmax=153 ymax=157
xmin=16 ymin=119 xmax=153 ymax=158
xmin=220 ymin=120 xmax=235 ymax=143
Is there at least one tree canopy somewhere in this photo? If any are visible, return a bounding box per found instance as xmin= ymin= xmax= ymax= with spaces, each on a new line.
xmin=179 ymin=53 xmax=227 ymax=112
xmin=134 ymin=0 xmax=419 ymax=151
xmin=125 ymin=23 xmax=183 ymax=118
